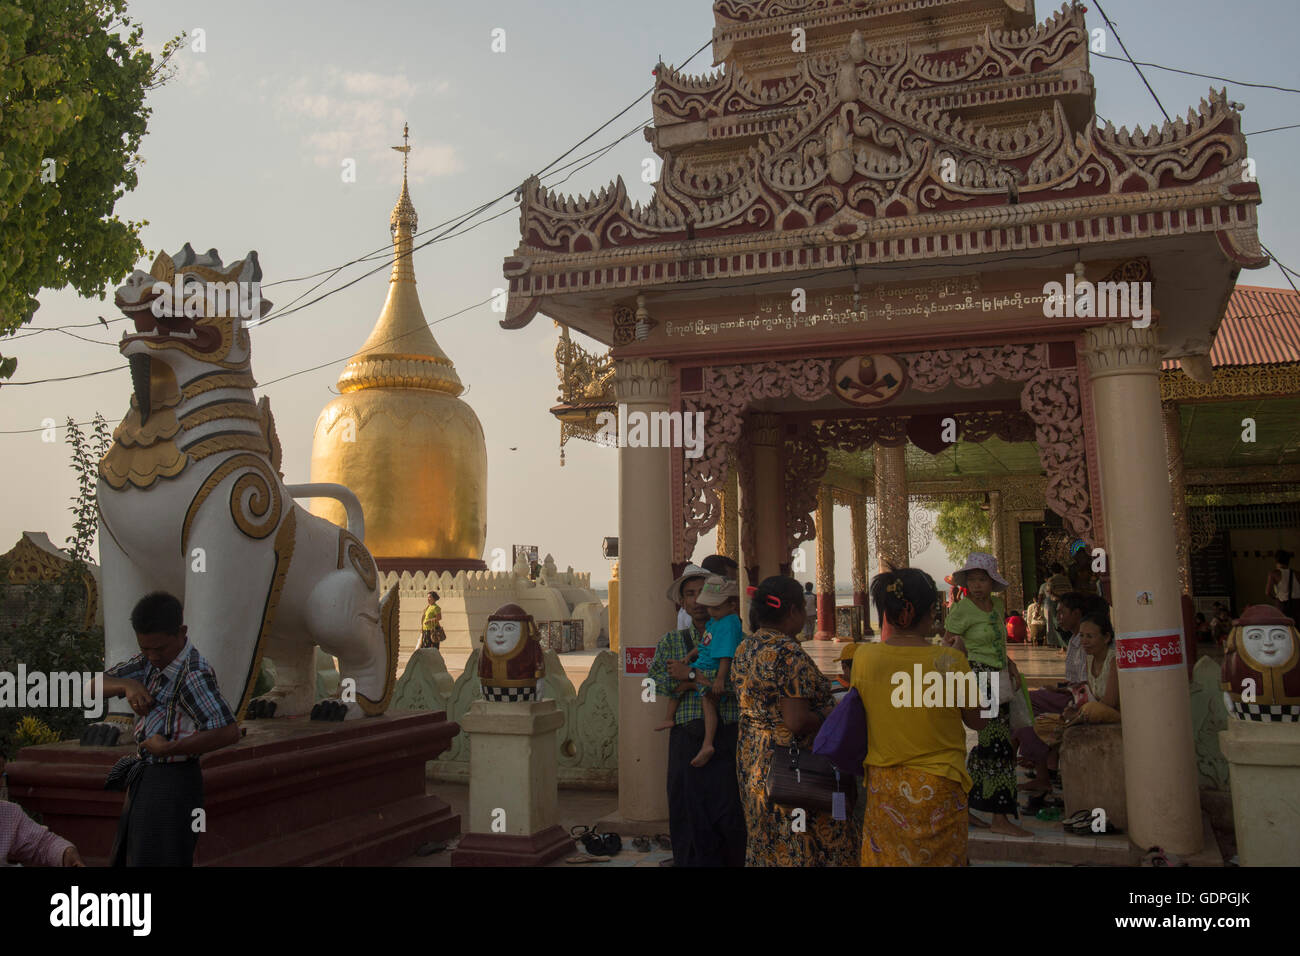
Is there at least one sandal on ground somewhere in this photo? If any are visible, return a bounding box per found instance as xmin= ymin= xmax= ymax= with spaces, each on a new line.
xmin=1061 ymin=810 xmax=1091 ymax=829
xmin=631 ymin=836 xmax=652 ymax=852
xmin=653 ymin=833 xmax=672 ymax=851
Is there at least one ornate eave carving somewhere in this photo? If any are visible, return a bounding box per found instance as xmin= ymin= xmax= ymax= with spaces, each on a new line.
xmin=1161 ymin=363 xmax=1300 ymax=402
xmin=519 ymin=78 xmax=1248 ymax=258
xmin=676 ymin=345 xmax=1092 ymax=562
xmin=657 ymin=4 xmax=1087 ymax=136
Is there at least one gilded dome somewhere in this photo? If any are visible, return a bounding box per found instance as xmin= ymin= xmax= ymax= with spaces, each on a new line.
xmin=309 ymin=128 xmax=487 ymax=563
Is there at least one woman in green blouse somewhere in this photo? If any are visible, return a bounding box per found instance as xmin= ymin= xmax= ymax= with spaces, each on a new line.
xmin=943 ymin=552 xmax=1028 ymax=837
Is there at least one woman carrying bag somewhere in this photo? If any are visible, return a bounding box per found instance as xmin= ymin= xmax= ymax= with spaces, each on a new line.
xmin=851 ymin=567 xmax=988 ymax=866
xmin=943 ymin=552 xmax=1029 ymax=837
xmin=730 ymin=575 xmax=861 ymax=866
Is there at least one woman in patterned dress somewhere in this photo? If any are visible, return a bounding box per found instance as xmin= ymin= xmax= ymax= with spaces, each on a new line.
xmin=731 ymin=575 xmax=861 ymax=866
xmin=943 ymin=553 xmax=1029 ymax=837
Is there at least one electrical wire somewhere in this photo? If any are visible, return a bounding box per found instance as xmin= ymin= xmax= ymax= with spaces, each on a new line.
xmin=1093 ymin=8 xmax=1300 ymax=308
xmin=1091 ymin=52 xmax=1300 ymax=96
xmin=1090 ymin=0 xmax=1171 ymax=123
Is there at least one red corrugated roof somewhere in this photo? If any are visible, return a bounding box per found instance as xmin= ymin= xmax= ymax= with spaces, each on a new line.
xmin=1161 ymin=285 xmax=1300 ymax=370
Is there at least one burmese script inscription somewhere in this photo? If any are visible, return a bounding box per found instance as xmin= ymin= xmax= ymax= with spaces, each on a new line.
xmin=664 ymin=276 xmax=1053 ymax=338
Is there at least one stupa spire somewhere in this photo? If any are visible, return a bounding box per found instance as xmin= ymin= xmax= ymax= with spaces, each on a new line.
xmin=336 ymin=123 xmax=463 ymax=395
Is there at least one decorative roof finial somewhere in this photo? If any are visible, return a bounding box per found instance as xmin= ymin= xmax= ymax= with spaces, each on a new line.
xmin=390 ymin=122 xmax=417 ymax=237
xmin=392 ymin=121 xmax=411 ymax=177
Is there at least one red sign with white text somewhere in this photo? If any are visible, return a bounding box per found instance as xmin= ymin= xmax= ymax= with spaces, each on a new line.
xmin=1115 ymin=630 xmax=1185 ymax=671
xmin=623 ymin=646 xmax=657 ymax=676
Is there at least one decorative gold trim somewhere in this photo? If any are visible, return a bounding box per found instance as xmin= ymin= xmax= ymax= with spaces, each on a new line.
xmin=235 ymin=509 xmax=296 ymax=720
xmin=181 ymin=454 xmax=282 ymax=554
xmin=357 ymin=584 xmax=401 ymax=716
xmin=178 ymin=401 xmax=261 ymax=429
xmin=1160 ymin=364 xmax=1300 ymax=401
xmin=185 ymin=432 xmax=272 ymax=461
xmin=257 ymin=397 xmax=283 ymax=477
xmin=181 ymin=372 xmax=258 ymax=401
xmin=337 ymin=528 xmax=378 ymax=592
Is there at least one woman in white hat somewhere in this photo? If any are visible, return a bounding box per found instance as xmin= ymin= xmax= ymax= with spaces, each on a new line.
xmin=943 ymin=552 xmax=1029 ymax=838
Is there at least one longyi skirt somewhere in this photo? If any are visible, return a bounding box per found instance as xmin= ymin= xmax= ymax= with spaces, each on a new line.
xmin=861 ymin=765 xmax=969 ymax=866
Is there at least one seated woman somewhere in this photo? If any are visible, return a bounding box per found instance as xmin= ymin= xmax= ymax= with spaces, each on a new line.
xmin=853 ymin=566 xmax=988 ymax=866
xmin=1063 ymin=612 xmax=1120 ymax=725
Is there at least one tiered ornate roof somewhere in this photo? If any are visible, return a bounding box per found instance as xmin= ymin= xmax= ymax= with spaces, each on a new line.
xmin=654 ymin=1 xmax=1091 ymax=160
xmin=503 ymin=0 xmax=1263 ymax=341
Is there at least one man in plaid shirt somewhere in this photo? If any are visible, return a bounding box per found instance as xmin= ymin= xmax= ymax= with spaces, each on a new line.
xmin=99 ymin=591 xmax=240 ymax=866
xmin=649 ymin=561 xmax=746 ymax=867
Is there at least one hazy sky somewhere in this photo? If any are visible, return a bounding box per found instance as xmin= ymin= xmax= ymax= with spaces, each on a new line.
xmin=3 ymin=0 xmax=1297 ymax=595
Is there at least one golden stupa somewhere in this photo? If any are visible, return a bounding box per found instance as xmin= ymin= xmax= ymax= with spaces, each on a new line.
xmin=310 ymin=125 xmax=488 ymax=568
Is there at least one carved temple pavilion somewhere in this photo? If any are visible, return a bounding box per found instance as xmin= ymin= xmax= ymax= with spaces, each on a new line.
xmin=500 ymin=0 xmax=1290 ymax=855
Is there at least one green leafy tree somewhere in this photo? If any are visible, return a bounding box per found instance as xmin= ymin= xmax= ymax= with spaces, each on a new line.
xmin=0 ymin=2 xmax=182 ymax=377
xmin=0 ymin=414 xmax=110 ymax=758
xmin=934 ymin=498 xmax=991 ymax=565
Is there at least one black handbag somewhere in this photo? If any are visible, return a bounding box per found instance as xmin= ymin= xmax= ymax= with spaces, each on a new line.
xmin=765 ymin=740 xmax=857 ymax=815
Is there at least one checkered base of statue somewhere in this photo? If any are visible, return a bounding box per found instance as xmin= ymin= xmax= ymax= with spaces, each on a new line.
xmin=483 ymin=686 xmax=538 ymax=702
xmin=6 ymin=712 xmax=461 ymax=866
xmin=1230 ymin=702 xmax=1300 ymax=722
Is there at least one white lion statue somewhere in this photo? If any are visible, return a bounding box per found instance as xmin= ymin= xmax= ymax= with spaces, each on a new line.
xmin=97 ymin=244 xmax=398 ymax=722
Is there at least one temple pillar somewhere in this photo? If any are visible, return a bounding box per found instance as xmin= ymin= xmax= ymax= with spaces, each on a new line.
xmin=874 ymin=444 xmax=909 ymax=570
xmin=814 ymin=484 xmax=835 ymax=640
xmin=1162 ymin=402 xmax=1192 ymax=595
xmin=850 ymin=495 xmax=869 ymax=608
xmin=609 ymin=357 xmax=674 ymax=826
xmin=989 ymin=490 xmax=1020 ymax=609
xmin=751 ymin=413 xmax=785 ymax=581
xmin=1082 ymin=324 xmax=1202 ymax=855
xmin=717 ymin=460 xmax=739 ymax=561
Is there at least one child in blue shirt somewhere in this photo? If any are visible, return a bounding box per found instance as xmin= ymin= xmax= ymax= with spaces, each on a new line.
xmin=688 ymin=575 xmax=743 ymax=766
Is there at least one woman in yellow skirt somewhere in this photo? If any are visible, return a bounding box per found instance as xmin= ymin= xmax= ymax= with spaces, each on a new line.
xmin=850 ymin=566 xmax=989 ymax=866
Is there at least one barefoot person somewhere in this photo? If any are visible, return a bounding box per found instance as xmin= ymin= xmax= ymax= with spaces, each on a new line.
xmin=654 ymin=575 xmax=741 ymax=766
xmin=98 ymin=592 xmax=241 ymax=866
xmin=943 ymin=553 xmax=1029 ymax=838
xmin=686 ymin=576 xmax=742 ymax=766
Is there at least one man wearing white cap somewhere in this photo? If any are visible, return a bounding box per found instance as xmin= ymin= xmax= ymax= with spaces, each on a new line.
xmin=647 ymin=564 xmax=746 ymax=866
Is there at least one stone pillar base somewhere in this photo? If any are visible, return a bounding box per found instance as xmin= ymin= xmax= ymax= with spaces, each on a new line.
xmin=451 ymin=825 xmax=574 ymax=867
xmin=454 ymin=698 xmax=568 ymax=866
xmin=1220 ymin=720 xmax=1300 ymax=866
